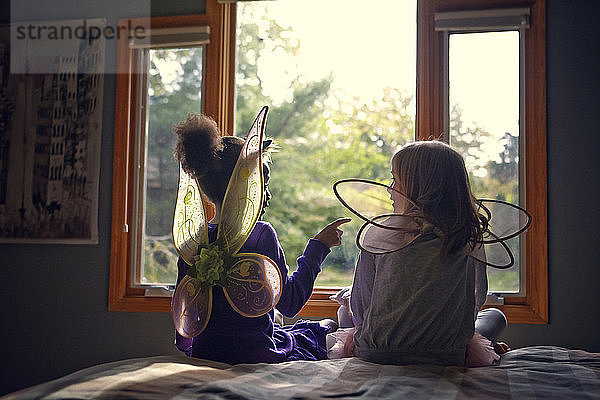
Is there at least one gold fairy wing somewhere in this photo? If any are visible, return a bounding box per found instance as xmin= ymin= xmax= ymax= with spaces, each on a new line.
xmin=218 ymin=106 xmax=268 ymax=254
xmin=222 ymin=253 xmax=282 ymax=317
xmin=173 ymin=165 xmax=209 ymax=265
xmin=171 ymin=275 xmax=213 ymax=338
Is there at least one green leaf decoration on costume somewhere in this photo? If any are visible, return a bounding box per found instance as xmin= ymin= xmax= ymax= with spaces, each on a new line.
xmin=189 ymin=242 xmax=228 ymax=291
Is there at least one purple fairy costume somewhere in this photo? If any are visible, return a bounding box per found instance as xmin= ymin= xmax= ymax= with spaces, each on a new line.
xmin=175 ymin=221 xmax=332 ymax=364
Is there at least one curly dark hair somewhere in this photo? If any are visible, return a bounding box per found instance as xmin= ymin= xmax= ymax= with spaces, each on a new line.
xmin=173 ymin=113 xmax=244 ymax=203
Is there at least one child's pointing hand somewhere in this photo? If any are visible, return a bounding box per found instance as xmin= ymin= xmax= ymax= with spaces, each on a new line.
xmin=313 ymin=218 xmax=352 ymax=248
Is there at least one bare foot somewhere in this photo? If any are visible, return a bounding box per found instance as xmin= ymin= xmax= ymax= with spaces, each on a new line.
xmin=494 ymin=342 xmax=511 ymax=355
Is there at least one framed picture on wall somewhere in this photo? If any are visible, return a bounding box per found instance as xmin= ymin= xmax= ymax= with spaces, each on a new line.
xmin=0 ymin=18 xmax=105 ymax=243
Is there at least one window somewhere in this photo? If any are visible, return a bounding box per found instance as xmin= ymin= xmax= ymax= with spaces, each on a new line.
xmin=109 ymin=1 xmax=236 ymax=311
xmin=418 ymin=0 xmax=547 ymax=323
xmin=111 ymin=0 xmax=546 ymax=324
xmin=233 ymin=0 xmax=417 ymax=317
xmin=124 ymin=36 xmax=208 ymax=291
xmin=447 ymin=27 xmax=522 ymax=296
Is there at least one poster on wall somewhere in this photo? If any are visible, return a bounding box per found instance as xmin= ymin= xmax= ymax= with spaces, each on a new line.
xmin=0 ymin=18 xmax=105 ymax=243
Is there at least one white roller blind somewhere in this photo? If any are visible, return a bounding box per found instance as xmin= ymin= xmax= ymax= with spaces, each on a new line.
xmin=435 ymin=8 xmax=530 ymax=32
xmin=129 ymin=25 xmax=210 ymax=49
xmin=218 ymin=0 xmax=275 ymax=3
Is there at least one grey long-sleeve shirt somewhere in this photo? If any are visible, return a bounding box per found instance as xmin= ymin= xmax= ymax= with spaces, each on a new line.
xmin=350 ymin=236 xmax=487 ymax=366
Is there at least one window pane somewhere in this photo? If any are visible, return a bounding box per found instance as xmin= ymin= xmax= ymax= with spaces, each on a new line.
xmin=141 ymin=47 xmax=204 ymax=285
xmin=235 ymin=0 xmax=416 ymax=287
xmin=448 ymin=31 xmax=521 ymax=293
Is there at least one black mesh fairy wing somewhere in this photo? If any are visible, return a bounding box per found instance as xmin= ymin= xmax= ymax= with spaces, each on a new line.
xmin=470 ymin=199 xmax=532 ymax=269
xmin=334 ymin=179 xmax=532 ymax=268
xmin=333 ymin=179 xmax=425 ymax=254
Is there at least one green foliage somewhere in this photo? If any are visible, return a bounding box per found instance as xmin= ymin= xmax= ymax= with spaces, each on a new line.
xmin=143 ymin=238 xmax=179 ymax=284
xmin=451 ymin=106 xmax=521 ymax=292
xmin=142 ymin=48 xmax=204 ymax=284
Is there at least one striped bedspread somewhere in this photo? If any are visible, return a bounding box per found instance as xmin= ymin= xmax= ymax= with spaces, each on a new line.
xmin=3 ymin=346 xmax=600 ymax=399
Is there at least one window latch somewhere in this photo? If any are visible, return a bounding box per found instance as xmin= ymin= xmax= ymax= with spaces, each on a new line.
xmin=144 ymin=286 xmax=174 ymax=297
xmin=486 ymin=293 xmax=505 ymax=305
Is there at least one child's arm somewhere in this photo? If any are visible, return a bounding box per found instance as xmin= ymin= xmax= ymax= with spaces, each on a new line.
xmin=313 ymin=218 xmax=351 ymax=248
xmin=255 ymin=222 xmax=328 ymax=317
xmin=257 ymin=219 xmax=350 ymax=317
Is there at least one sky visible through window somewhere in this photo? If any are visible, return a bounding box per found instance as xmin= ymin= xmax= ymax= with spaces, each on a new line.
xmin=450 ymin=31 xmax=520 ymax=174
xmin=252 ymin=0 xmax=416 ymax=106
xmin=246 ymin=1 xmax=518 ymax=164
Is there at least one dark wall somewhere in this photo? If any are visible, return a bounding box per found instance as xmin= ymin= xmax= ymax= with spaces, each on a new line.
xmin=0 ymin=0 xmax=206 ymax=395
xmin=501 ymin=0 xmax=600 ymax=351
xmin=1 ymin=0 xmax=599 ymax=395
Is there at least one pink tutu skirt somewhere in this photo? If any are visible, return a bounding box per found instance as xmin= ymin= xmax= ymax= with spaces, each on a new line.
xmin=326 ymin=328 xmax=355 ymax=359
xmin=327 ymin=329 xmax=500 ymax=366
xmin=465 ymin=332 xmax=500 ymax=367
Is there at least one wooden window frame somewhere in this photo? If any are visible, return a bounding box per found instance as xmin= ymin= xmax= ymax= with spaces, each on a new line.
xmin=110 ymin=0 xmax=546 ymax=324
xmin=109 ymin=0 xmax=236 ymax=312
xmin=107 ymin=0 xmax=335 ymax=316
xmin=417 ymin=0 xmax=547 ymax=323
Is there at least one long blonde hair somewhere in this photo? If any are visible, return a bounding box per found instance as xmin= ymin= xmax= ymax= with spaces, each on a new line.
xmin=392 ymin=141 xmax=484 ymax=256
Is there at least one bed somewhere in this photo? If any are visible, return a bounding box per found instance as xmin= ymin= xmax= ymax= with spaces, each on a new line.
xmin=3 ymin=346 xmax=600 ymax=399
